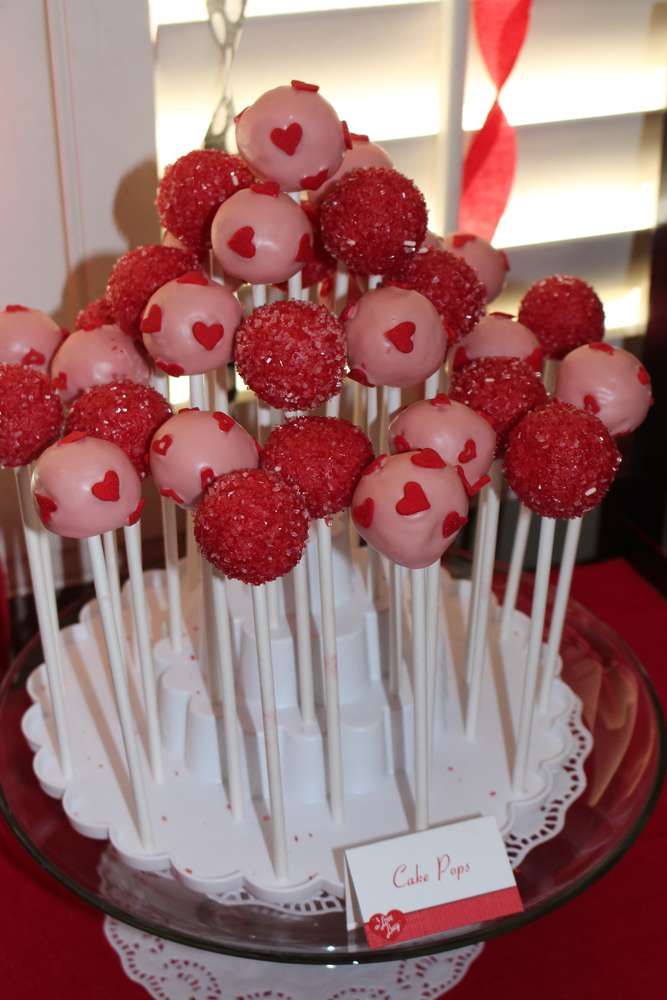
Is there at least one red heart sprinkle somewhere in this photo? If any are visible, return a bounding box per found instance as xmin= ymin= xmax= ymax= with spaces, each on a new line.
xmin=458 ymin=438 xmax=477 ymax=464
xmin=452 ymin=346 xmax=469 ymax=370
xmin=368 ymin=909 xmax=406 ymax=942
xmin=270 ymin=121 xmax=302 ymax=156
xmin=457 ymin=466 xmax=490 ymax=497
xmin=490 ymin=311 xmax=514 ymax=318
xmin=152 ymin=434 xmax=173 ymax=456
xmin=21 ymin=348 xmax=46 ymax=366
xmin=291 ymin=80 xmax=319 ymax=92
xmin=34 ymin=493 xmax=57 ymax=523
xmin=452 ymin=233 xmax=476 ymax=248
xmin=348 ymin=367 xmax=375 ymax=388
xmin=91 ymin=470 xmax=120 ymax=502
xmin=525 ymin=347 xmax=543 ymax=371
xmin=200 ymin=467 xmax=215 ymax=491
xmin=411 ymin=448 xmax=445 ymax=469
xmin=393 ymin=434 xmax=411 ymax=453
xmin=443 ymin=510 xmax=467 ymax=537
xmin=213 ymin=410 xmax=234 ymax=432
xmin=500 ymin=250 xmax=510 ymax=271
xmin=176 ymin=271 xmax=209 ymax=286
xmin=583 ymin=393 xmax=600 ymax=414
xmin=59 ymin=431 xmax=87 ymax=445
xmin=637 ymin=365 xmax=650 ymax=385
xmin=384 ymin=321 xmax=416 ymax=354
xmin=341 ymin=120 xmax=353 ymax=149
xmin=396 ymin=481 xmax=430 ymax=516
xmin=5 ymin=304 xmax=29 ymax=312
xmin=362 ymin=454 xmax=387 ymax=477
xmin=352 ymin=496 xmax=374 ymax=528
xmin=156 ymin=360 xmax=185 ymax=377
xmin=340 ymin=302 xmax=357 ymax=324
xmin=140 ymin=303 xmax=162 ymax=334
xmin=52 ymin=371 xmax=67 ymax=391
xmin=251 ymin=180 xmax=280 ymax=197
xmin=350 ymin=133 xmax=369 ymax=142
xmin=127 ymin=498 xmax=145 ymax=526
xmin=300 ymin=168 xmax=329 ymax=191
xmin=589 ymin=341 xmax=615 ymax=354
xmin=430 ymin=393 xmax=451 ymax=407
xmin=192 ymin=321 xmax=224 ymax=351
xmin=160 ymin=487 xmax=184 ymax=504
xmin=295 ymin=233 xmax=313 ymax=264
xmin=228 ymin=226 xmax=256 ymax=259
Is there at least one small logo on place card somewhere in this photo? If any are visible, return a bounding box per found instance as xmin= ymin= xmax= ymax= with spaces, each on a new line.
xmin=368 ymin=909 xmax=406 ymax=942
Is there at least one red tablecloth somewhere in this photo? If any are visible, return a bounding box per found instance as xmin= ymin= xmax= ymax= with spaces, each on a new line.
xmin=1 ymin=558 xmax=665 ymax=999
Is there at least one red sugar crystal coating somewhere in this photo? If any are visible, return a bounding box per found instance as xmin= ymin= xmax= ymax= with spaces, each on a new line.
xmin=156 ymin=149 xmax=254 ymax=252
xmin=107 ymin=245 xmax=198 ymax=338
xmin=385 ymin=249 xmax=485 ymax=345
xmin=518 ymin=275 xmax=604 ymax=359
xmin=320 ymin=167 xmax=427 ymax=275
xmin=235 ymin=300 xmax=346 ymax=410
xmin=194 ymin=469 xmax=309 ymax=585
xmin=65 ymin=381 xmax=171 ymax=478
xmin=75 ymin=297 xmax=116 ymax=331
xmin=449 ymin=357 xmax=547 ymax=452
xmin=0 ymin=364 xmax=62 ymax=467
xmin=261 ymin=415 xmax=373 ymax=518
xmin=504 ymin=401 xmax=621 ymax=519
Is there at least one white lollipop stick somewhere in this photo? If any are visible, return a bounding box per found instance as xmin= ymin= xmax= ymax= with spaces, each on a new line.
xmin=15 ymin=468 xmax=72 ymax=780
xmin=316 ymin=519 xmax=344 ymax=822
xmin=266 ymin=580 xmax=281 ymax=630
xmin=123 ymin=521 xmax=163 ymax=783
xmin=388 ymin=561 xmax=404 ymax=695
xmin=334 ymin=265 xmax=350 ymax=313
xmin=440 ymin=0 xmax=470 ymax=232
xmin=411 ymin=566 xmax=429 ymax=830
xmin=424 ymin=370 xmax=440 ymax=398
xmin=87 ymin=533 xmax=154 ymax=850
xmin=189 ymin=373 xmax=207 ymax=411
xmin=185 ymin=510 xmax=200 ymax=591
xmin=325 ymin=394 xmax=341 ymax=418
xmin=499 ymin=503 xmax=532 ymax=641
xmin=512 ymin=516 xmax=556 ymax=794
xmin=103 ymin=530 xmax=124 ymax=647
xmin=160 ymin=498 xmax=182 ymax=651
xmin=293 ymin=555 xmax=315 ymax=726
xmin=368 ymin=274 xmax=382 ymax=290
xmin=251 ymin=583 xmax=288 ymax=879
xmin=538 ymin=515 xmax=583 ymax=714
xmin=425 ymin=558 xmax=441 ymax=760
xmin=465 ymin=485 xmax=488 ymax=682
xmin=207 ymin=366 xmax=229 ymax=412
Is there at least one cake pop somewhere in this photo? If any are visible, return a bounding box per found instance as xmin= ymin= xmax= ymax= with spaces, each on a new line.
xmin=0 ymin=306 xmax=65 ymax=372
xmin=440 ymin=233 xmax=509 ymax=303
xmin=504 ymin=401 xmax=621 ymax=519
xmin=195 ymin=468 xmax=309 ymax=585
xmin=139 ymin=271 xmax=241 ymax=376
xmin=344 ymin=286 xmax=447 ymax=389
xmin=388 ymin=395 xmax=496 ymax=496
xmin=320 ymin=167 xmax=427 ymax=275
xmin=50 ymin=325 xmax=151 ymax=403
xmin=449 ymin=356 xmax=547 ymax=451
xmin=32 ymin=434 xmax=143 ymax=537
xmin=518 ymin=275 xmax=604 ymax=359
xmin=262 ymin=416 xmax=373 ymax=518
xmin=554 ymin=342 xmax=652 ymax=437
xmin=299 ymin=201 xmax=337 ymax=289
xmin=149 ymin=408 xmax=259 ymax=509
xmin=309 ymin=133 xmax=393 ymax=206
xmin=447 ymin=313 xmax=542 ymax=373
xmin=157 ymin=149 xmax=254 ymax=252
xmin=385 ymin=249 xmax=485 ymax=345
xmin=75 ymin=298 xmax=116 ymax=332
xmin=106 ymin=245 xmax=199 ymax=338
xmin=235 ymin=300 xmax=346 ymax=410
xmin=65 ymin=381 xmax=171 ymax=478
xmin=0 ymin=364 xmax=63 ymax=468
xmin=210 ymin=184 xmax=313 ymax=285
xmin=235 ymin=81 xmax=345 ymax=193
xmin=351 ymin=450 xmax=468 ymax=569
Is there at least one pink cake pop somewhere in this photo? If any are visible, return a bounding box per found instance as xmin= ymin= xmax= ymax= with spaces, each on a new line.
xmin=139 ymin=271 xmax=241 ymax=377
xmin=388 ymin=395 xmax=497 ymax=496
xmin=440 ymin=233 xmax=509 ymax=303
xmin=235 ymin=81 xmax=345 ymax=194
xmin=447 ymin=313 xmax=543 ymax=374
xmin=50 ymin=325 xmax=151 ymax=403
xmin=149 ymin=408 xmax=259 ymax=509
xmin=554 ymin=342 xmax=653 ymax=437
xmin=32 ymin=434 xmax=143 ymax=538
xmin=0 ymin=305 xmax=66 ymax=372
xmin=210 ymin=183 xmax=313 ymax=285
xmin=344 ymin=286 xmax=447 ymax=388
xmin=0 ymin=364 xmax=63 ymax=468
xmin=309 ymin=133 xmax=393 ymax=206
xmin=351 ymin=450 xmax=468 ymax=570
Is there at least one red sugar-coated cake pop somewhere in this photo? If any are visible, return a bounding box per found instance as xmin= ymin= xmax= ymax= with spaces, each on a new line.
xmin=504 ymin=401 xmax=621 ymax=519
xmin=385 ymin=249 xmax=485 ymax=345
xmin=32 ymin=435 xmax=143 ymax=538
xmin=518 ymin=274 xmax=604 ymax=359
xmin=449 ymin=356 xmax=547 ymax=451
xmin=0 ymin=305 xmax=65 ymax=373
xmin=447 ymin=313 xmax=542 ymax=374
xmin=299 ymin=201 xmax=336 ymax=289
xmin=65 ymin=381 xmax=171 ymax=478
xmin=157 ymin=149 xmax=254 ymax=252
xmin=0 ymin=364 xmax=63 ymax=467
xmin=75 ymin=297 xmax=116 ymax=332
xmin=235 ymin=300 xmax=346 ymax=410
xmin=195 ymin=468 xmax=310 ymax=585
xmin=261 ymin=415 xmax=373 ymax=518
xmin=106 ymin=245 xmax=199 ymax=338
xmin=554 ymin=342 xmax=652 ymax=436
xmin=140 ymin=272 xmax=241 ymax=377
xmin=235 ymin=82 xmax=345 ymax=194
xmin=309 ymin=134 xmax=393 ymax=206
xmin=50 ymin=325 xmax=151 ymax=403
xmin=320 ymin=167 xmax=427 ymax=276
xmin=210 ymin=185 xmax=314 ymax=285
xmin=440 ymin=233 xmax=509 ymax=303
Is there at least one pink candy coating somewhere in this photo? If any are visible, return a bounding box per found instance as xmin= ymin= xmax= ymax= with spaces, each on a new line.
xmin=0 ymin=306 xmax=65 ymax=372
xmin=236 ymin=84 xmax=345 ymax=193
xmin=32 ymin=435 xmax=143 ymax=538
xmin=309 ymin=136 xmax=393 ymax=205
xmin=351 ymin=450 xmax=468 ymax=569
xmin=446 ymin=313 xmax=542 ymax=374
xmin=554 ymin=343 xmax=653 ymax=437
xmin=210 ymin=187 xmax=313 ymax=284
xmin=50 ymin=325 xmax=151 ymax=403
xmin=389 ymin=396 xmax=496 ymax=495
xmin=440 ymin=233 xmax=509 ymax=303
xmin=140 ymin=273 xmax=241 ymax=376
xmin=344 ymin=286 xmax=447 ymax=388
xmin=149 ymin=409 xmax=259 ymax=509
